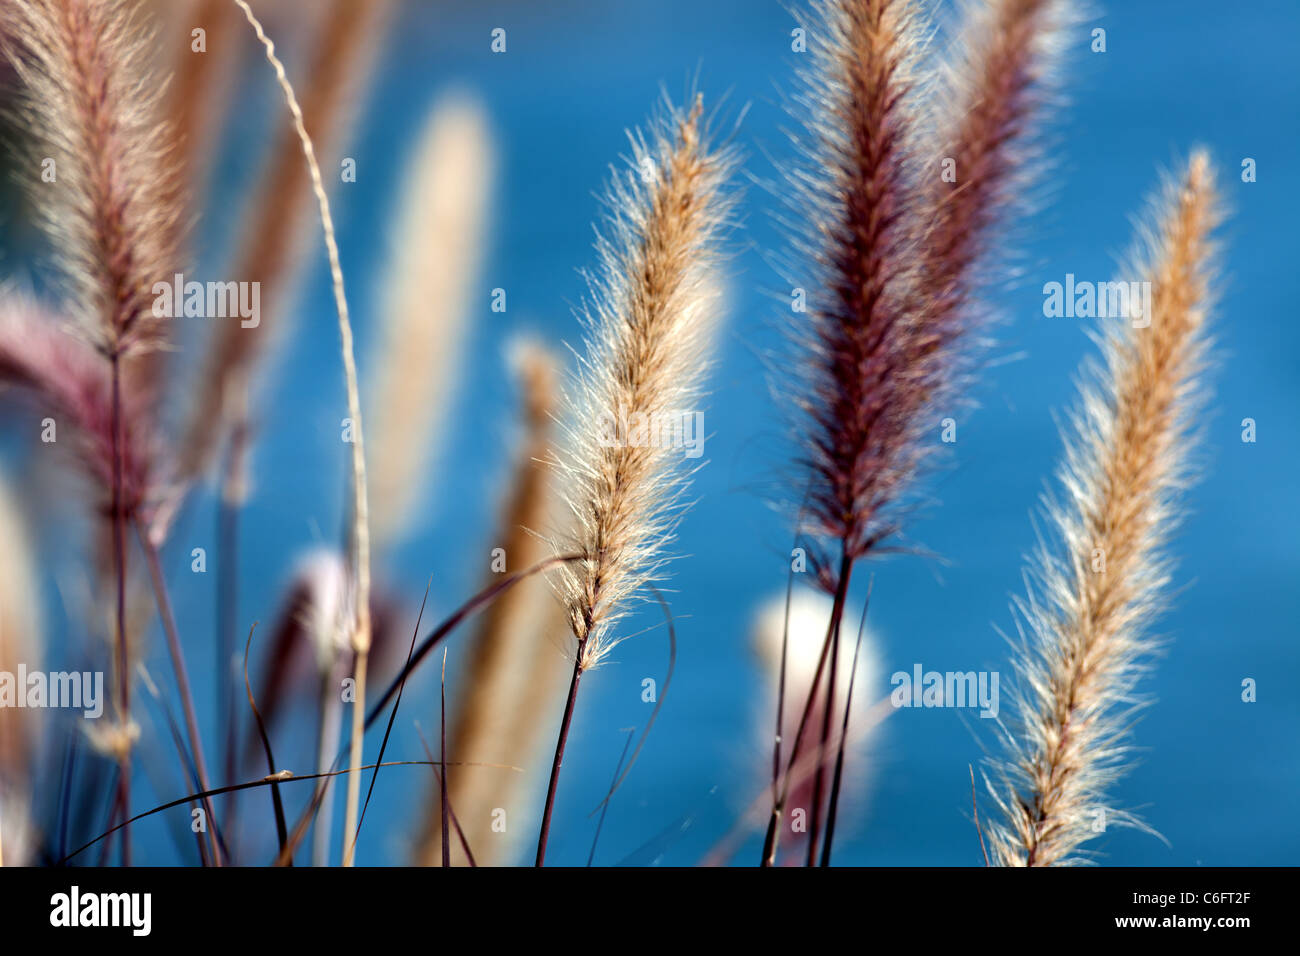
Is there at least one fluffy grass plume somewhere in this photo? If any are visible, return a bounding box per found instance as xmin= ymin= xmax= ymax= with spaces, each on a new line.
xmin=0 ymin=0 xmax=181 ymax=363
xmin=769 ymin=0 xmax=1071 ymax=866
xmin=367 ymin=92 xmax=494 ymax=549
xmin=917 ymin=0 xmax=1070 ymax=360
xmin=265 ymin=549 xmax=351 ymax=867
xmin=537 ymin=95 xmax=734 ymax=865
xmin=790 ymin=0 xmax=1071 ymax=575
xmin=772 ymin=0 xmax=931 ymax=867
xmin=987 ymin=152 xmax=1219 ymax=867
xmin=553 ymin=95 xmax=733 ymax=668
xmin=787 ymin=0 xmax=929 ymax=574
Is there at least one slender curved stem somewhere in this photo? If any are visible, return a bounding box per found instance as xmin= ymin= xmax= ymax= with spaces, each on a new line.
xmin=134 ymin=518 xmax=223 ymax=865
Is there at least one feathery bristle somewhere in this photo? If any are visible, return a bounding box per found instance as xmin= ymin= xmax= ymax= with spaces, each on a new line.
xmin=367 ymin=92 xmax=494 ymax=548
xmin=1 ymin=0 xmax=182 ymax=359
xmin=987 ymin=152 xmax=1219 ymax=867
xmin=553 ymin=95 xmax=734 ymax=669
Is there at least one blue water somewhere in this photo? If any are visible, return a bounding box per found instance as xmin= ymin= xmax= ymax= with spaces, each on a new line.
xmin=9 ymin=0 xmax=1298 ymax=866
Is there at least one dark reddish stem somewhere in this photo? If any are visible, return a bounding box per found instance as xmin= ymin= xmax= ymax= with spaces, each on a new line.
xmin=805 ymin=551 xmax=854 ymax=866
xmin=761 ymin=550 xmax=854 ymax=866
xmin=535 ymin=637 xmax=587 ymax=867
xmin=820 ymin=583 xmax=871 ymax=866
xmin=773 ymin=560 xmax=796 ymax=806
xmin=440 ymin=651 xmax=450 ymax=868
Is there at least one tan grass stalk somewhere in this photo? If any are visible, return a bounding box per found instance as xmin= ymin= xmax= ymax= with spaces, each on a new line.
xmin=416 ymin=341 xmax=570 ymax=866
xmin=134 ymin=0 xmax=243 ymax=400
xmin=367 ymin=92 xmax=494 ymax=549
xmin=537 ymin=95 xmax=734 ymax=865
xmin=164 ymin=0 xmax=244 ymax=201
xmin=178 ymin=0 xmax=390 ymax=485
xmin=987 ymin=152 xmax=1219 ymax=867
xmin=0 ymin=474 xmax=41 ymax=868
xmin=227 ymin=0 xmax=372 ymax=867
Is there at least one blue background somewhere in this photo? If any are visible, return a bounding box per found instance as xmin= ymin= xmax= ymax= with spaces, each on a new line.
xmin=7 ymin=0 xmax=1298 ymax=866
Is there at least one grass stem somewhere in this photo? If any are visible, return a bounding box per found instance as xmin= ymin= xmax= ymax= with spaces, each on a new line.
xmin=135 ymin=518 xmax=223 ymax=866
xmin=109 ymin=354 xmax=130 ymax=867
xmin=535 ymin=639 xmax=587 ymax=866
